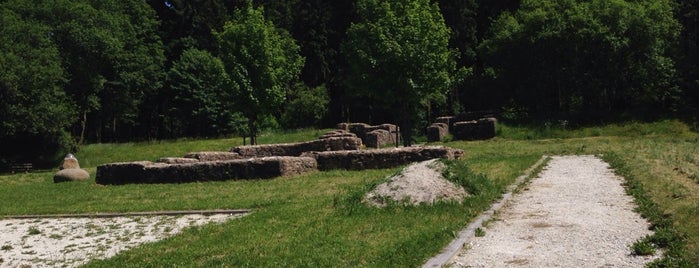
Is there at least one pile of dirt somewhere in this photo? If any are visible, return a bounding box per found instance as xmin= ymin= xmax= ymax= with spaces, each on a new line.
xmin=364 ymin=159 xmax=469 ymax=207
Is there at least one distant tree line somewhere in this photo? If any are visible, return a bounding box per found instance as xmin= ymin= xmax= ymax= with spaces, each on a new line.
xmin=0 ymin=0 xmax=696 ymax=168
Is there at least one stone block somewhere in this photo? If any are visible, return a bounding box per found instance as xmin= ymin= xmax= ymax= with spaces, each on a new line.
xmin=427 ymin=123 xmax=448 ymax=142
xmin=452 ymin=118 xmax=496 ymax=140
xmin=365 ymin=129 xmax=393 ymax=148
xmin=435 ymin=116 xmax=454 ymax=132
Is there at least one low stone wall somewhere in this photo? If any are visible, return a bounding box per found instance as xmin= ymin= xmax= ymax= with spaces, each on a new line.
xmin=95 ymin=157 xmax=317 ymax=185
xmin=451 ymin=118 xmax=496 ymax=140
xmin=319 ymin=130 xmax=357 ymax=140
xmin=183 ymin=151 xmax=243 ymax=162
xmin=302 ymin=146 xmax=464 ymax=171
xmin=231 ymin=137 xmax=362 ymax=158
xmin=158 ymin=157 xmax=200 ymax=164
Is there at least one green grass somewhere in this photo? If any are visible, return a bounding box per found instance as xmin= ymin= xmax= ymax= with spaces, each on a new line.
xmin=0 ymin=121 xmax=697 ymax=266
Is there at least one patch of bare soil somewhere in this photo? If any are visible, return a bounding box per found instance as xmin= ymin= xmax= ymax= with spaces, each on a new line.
xmin=0 ymin=213 xmax=246 ymax=268
xmin=364 ymin=159 xmax=469 ymax=207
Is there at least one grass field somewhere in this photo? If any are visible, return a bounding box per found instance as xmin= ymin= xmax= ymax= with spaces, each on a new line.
xmin=0 ymin=120 xmax=696 ymax=267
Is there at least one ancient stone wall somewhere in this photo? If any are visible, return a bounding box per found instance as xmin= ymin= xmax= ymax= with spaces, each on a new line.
xmin=183 ymin=151 xmax=243 ymax=162
xmin=301 ymin=146 xmax=464 ymax=171
xmin=339 ymin=123 xmax=398 ymax=148
xmin=451 ymin=118 xmax=496 ymax=140
xmin=95 ymin=157 xmax=317 ymax=185
xmin=231 ymin=136 xmax=362 ymax=158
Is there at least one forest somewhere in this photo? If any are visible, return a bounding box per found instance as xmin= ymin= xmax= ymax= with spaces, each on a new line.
xmin=1 ymin=0 xmax=697 ymax=168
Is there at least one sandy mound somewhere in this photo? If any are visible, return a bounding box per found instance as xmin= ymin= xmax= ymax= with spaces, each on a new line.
xmin=364 ymin=159 xmax=469 ymax=207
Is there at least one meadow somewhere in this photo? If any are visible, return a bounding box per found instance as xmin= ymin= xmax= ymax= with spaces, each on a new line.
xmin=0 ymin=120 xmax=696 ymax=267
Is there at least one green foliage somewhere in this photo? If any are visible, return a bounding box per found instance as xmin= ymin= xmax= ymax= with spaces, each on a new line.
xmin=1 ymin=0 xmax=166 ymax=143
xmin=478 ymin=0 xmax=681 ymax=122
xmin=343 ymin=0 xmax=456 ymax=145
xmin=0 ymin=5 xmax=76 ymax=169
xmin=631 ymin=237 xmax=656 ymax=256
xmin=216 ymin=1 xmax=304 ymax=144
xmin=281 ymin=83 xmax=329 ymax=128
xmin=166 ymin=48 xmax=244 ymax=137
xmin=442 ymin=159 xmax=495 ymax=196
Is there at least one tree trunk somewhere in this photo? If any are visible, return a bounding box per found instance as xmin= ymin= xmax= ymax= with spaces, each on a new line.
xmin=248 ymin=118 xmax=257 ymax=145
xmin=79 ymin=111 xmax=87 ymax=145
xmin=400 ymin=102 xmax=412 ymax=147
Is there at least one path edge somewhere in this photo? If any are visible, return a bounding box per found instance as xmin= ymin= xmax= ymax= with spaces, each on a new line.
xmin=422 ymin=155 xmax=550 ymax=268
xmin=1 ymin=209 xmax=251 ymax=219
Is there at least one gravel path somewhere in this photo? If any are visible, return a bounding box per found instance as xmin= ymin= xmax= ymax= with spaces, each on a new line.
xmin=450 ymin=155 xmax=657 ymax=267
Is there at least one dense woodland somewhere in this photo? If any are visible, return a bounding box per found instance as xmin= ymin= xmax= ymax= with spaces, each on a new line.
xmin=1 ymin=0 xmax=697 ymax=168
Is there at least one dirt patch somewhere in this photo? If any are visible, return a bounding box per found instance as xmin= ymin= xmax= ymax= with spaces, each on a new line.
xmin=0 ymin=213 xmax=246 ymax=267
xmin=364 ymin=159 xmax=469 ymax=206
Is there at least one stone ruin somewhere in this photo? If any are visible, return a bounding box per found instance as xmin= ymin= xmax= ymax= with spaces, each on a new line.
xmin=336 ymin=123 xmax=399 ymax=148
xmin=95 ymin=134 xmax=464 ymax=185
xmin=427 ymin=112 xmax=497 ymax=142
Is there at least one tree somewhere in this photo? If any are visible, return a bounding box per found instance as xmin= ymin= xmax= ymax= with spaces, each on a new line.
xmin=8 ymin=0 xmax=166 ymax=143
xmin=343 ymin=0 xmax=455 ymax=146
xmin=0 ymin=6 xmax=76 ymax=169
xmin=216 ymin=1 xmax=304 ymax=144
xmin=478 ymin=0 xmax=680 ymax=122
xmin=166 ymin=48 xmax=241 ymax=137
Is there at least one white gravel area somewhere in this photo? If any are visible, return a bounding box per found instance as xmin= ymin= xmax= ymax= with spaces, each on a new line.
xmin=450 ymin=155 xmax=658 ymax=267
xmin=0 ymin=213 xmax=246 ymax=268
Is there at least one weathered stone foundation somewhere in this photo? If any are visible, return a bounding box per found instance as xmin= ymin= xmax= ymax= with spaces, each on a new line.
xmin=231 ymin=136 xmax=362 ymax=158
xmin=301 ymin=146 xmax=464 ymax=171
xmin=95 ymin=157 xmax=317 ymax=185
xmin=452 ymin=118 xmax=496 ymax=140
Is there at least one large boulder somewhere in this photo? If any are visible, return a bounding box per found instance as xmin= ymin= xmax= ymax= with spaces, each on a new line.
xmin=54 ymin=168 xmax=90 ymax=183
xmin=54 ymin=154 xmax=90 ymax=183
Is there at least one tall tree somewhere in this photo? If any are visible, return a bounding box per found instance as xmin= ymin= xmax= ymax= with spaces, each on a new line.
xmin=479 ymin=0 xmax=680 ymax=122
xmin=9 ymin=0 xmax=166 ymax=142
xmin=166 ymin=48 xmax=239 ymax=137
xmin=343 ymin=0 xmax=455 ymax=146
xmin=0 ymin=6 xmax=76 ymax=168
xmin=216 ymin=1 xmax=304 ymax=144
